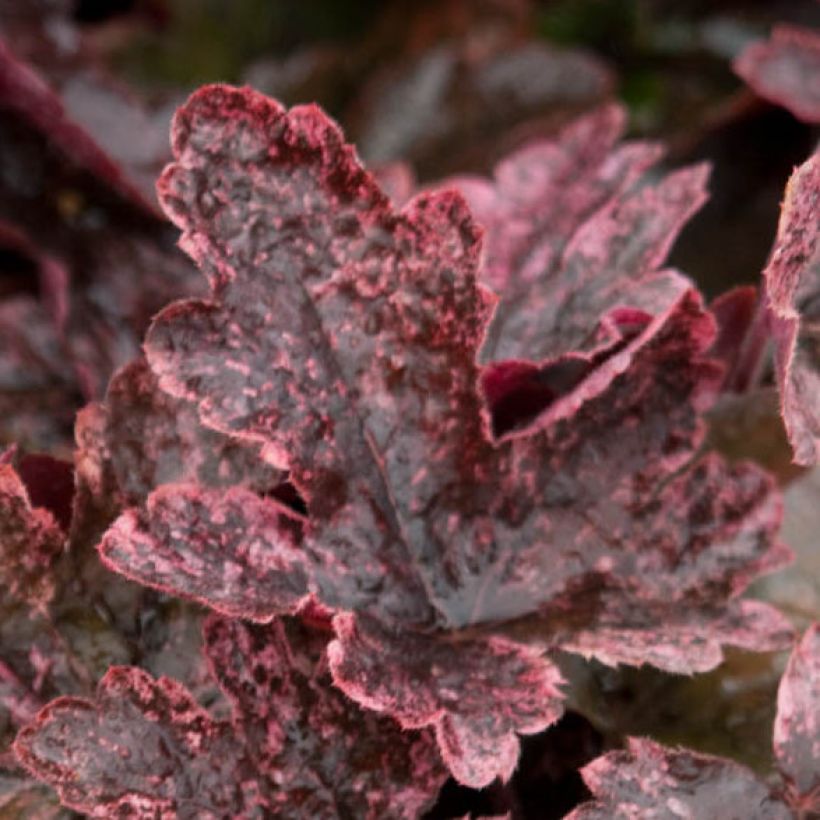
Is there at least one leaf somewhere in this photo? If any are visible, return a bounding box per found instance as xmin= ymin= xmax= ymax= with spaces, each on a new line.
xmin=13 ymin=667 xmax=249 ymax=819
xmin=443 ymin=104 xmax=708 ymax=433
xmin=556 ymin=599 xmax=795 ymax=676
xmin=14 ymin=618 xmax=446 ymax=819
xmin=764 ymin=152 xmax=820 ymax=465
xmin=203 ymin=615 xmax=447 ymax=818
xmin=0 ymin=464 xmax=65 ymax=608
xmin=106 ymin=85 xmax=791 ymax=786
xmin=734 ymin=25 xmax=820 ymax=125
xmin=101 ymin=358 xmax=282 ymax=504
xmin=328 ymin=613 xmax=564 ymax=788
xmin=99 ymin=484 xmax=309 ymax=621
xmin=566 ymin=737 xmax=791 ymax=820
xmin=774 ymin=623 xmax=820 ymax=813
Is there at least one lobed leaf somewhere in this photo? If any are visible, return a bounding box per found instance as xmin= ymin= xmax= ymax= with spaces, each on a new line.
xmin=443 ymin=104 xmax=708 ymax=432
xmin=102 ymin=358 xmax=282 ymax=503
xmin=328 ymin=613 xmax=564 ymax=789
xmin=557 ymin=599 xmax=795 ymax=676
xmin=102 ymin=84 xmax=794 ymax=785
xmin=734 ymin=25 xmax=820 ymax=124
xmin=764 ymin=152 xmax=820 ymax=465
xmin=774 ymin=623 xmax=820 ymax=812
xmin=567 ymin=737 xmax=791 ymax=820
xmin=204 ymin=615 xmax=446 ymax=817
xmin=13 ymin=667 xmax=250 ymax=819
xmin=99 ymin=484 xmax=309 ymax=621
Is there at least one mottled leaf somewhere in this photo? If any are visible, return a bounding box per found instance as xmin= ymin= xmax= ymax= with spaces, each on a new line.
xmin=117 ymin=85 xmax=791 ymax=785
xmin=328 ymin=613 xmax=564 ymax=788
xmin=734 ymin=25 xmax=820 ymax=124
xmin=13 ymin=667 xmax=250 ymax=818
xmin=567 ymin=738 xmax=791 ymax=820
xmin=102 ymin=358 xmax=282 ymax=503
xmin=100 ymin=484 xmax=309 ymax=621
xmin=764 ymin=152 xmax=820 ymax=465
xmin=556 ymin=599 xmax=795 ymax=676
xmin=0 ymin=464 xmax=64 ymax=607
xmin=204 ymin=615 xmax=446 ymax=817
xmin=443 ymin=105 xmax=707 ymax=432
xmin=774 ymin=623 xmax=820 ymax=812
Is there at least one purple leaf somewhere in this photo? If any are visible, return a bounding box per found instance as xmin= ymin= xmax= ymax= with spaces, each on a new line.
xmin=557 ymin=599 xmax=795 ymax=675
xmin=567 ymin=737 xmax=791 ymax=820
xmin=774 ymin=623 xmax=820 ymax=813
xmin=0 ymin=464 xmax=64 ymax=608
xmin=203 ymin=615 xmax=446 ymax=817
xmin=764 ymin=152 xmax=820 ymax=465
xmin=327 ymin=613 xmax=564 ymax=788
xmin=443 ymin=104 xmax=708 ymax=431
xmin=734 ymin=25 xmax=820 ymax=124
xmin=101 ymin=358 xmax=282 ymax=504
xmin=13 ymin=667 xmax=249 ymax=818
xmin=99 ymin=484 xmax=309 ymax=621
xmin=14 ymin=617 xmax=446 ymax=818
xmin=107 ymin=85 xmax=792 ymax=785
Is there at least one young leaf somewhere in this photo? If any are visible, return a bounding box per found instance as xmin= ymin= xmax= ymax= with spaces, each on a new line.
xmin=566 ymin=737 xmax=791 ymax=820
xmin=203 ymin=615 xmax=447 ymax=818
xmin=0 ymin=464 xmax=65 ymax=608
xmin=734 ymin=25 xmax=820 ymax=124
xmin=764 ymin=152 xmax=820 ymax=465
xmin=774 ymin=623 xmax=820 ymax=813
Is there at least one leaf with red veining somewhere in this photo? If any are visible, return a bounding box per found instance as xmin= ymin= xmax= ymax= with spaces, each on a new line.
xmin=567 ymin=738 xmax=791 ymax=820
xmin=102 ymin=358 xmax=282 ymax=504
xmin=764 ymin=152 xmax=820 ymax=465
xmin=328 ymin=613 xmax=564 ymax=788
xmin=99 ymin=484 xmax=309 ymax=621
xmin=0 ymin=464 xmax=65 ymax=607
xmin=121 ymin=85 xmax=792 ymax=785
xmin=13 ymin=667 xmax=251 ymax=818
xmin=734 ymin=25 xmax=820 ymax=124
xmin=203 ymin=615 xmax=446 ymax=817
xmin=774 ymin=623 xmax=820 ymax=813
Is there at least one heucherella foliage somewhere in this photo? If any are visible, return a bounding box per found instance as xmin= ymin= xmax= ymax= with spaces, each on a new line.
xmin=80 ymin=84 xmax=797 ymax=787
xmin=13 ymin=615 xmax=446 ymax=818
xmin=43 ymin=84 xmax=791 ymax=789
xmin=568 ymin=624 xmax=820 ymax=819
